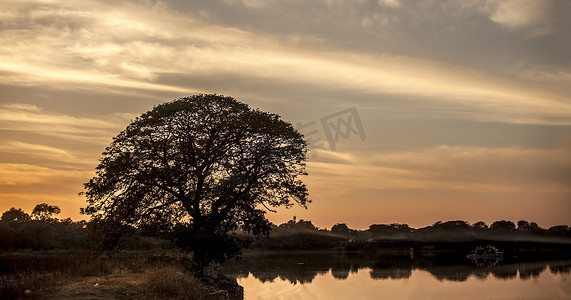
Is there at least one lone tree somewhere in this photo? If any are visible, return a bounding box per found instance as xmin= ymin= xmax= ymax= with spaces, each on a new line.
xmin=82 ymin=94 xmax=309 ymax=268
xmin=32 ymin=203 xmax=61 ymax=222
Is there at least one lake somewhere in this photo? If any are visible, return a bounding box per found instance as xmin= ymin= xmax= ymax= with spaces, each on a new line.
xmin=223 ymin=252 xmax=571 ymax=300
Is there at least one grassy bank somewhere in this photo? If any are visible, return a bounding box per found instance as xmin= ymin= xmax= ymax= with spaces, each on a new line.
xmin=0 ymin=250 xmax=210 ymax=299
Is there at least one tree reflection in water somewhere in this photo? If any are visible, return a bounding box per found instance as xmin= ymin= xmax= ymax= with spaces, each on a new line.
xmin=222 ymin=252 xmax=571 ymax=284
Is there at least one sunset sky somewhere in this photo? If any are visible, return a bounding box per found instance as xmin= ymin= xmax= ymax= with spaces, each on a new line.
xmin=1 ymin=0 xmax=570 ymax=229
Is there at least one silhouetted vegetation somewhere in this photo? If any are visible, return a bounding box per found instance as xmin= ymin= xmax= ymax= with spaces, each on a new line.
xmin=81 ymin=94 xmax=309 ymax=269
xmin=2 ymin=206 xmax=570 ymax=255
xmin=2 ymin=206 xmax=570 ymax=298
xmin=1 ymin=206 xmax=89 ymax=251
xmin=0 ymin=206 xmax=172 ymax=252
xmin=245 ymin=218 xmax=571 ymax=254
xmin=31 ymin=203 xmax=61 ymax=223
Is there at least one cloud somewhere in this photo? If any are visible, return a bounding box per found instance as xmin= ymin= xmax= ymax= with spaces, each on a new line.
xmin=378 ymin=0 xmax=401 ymax=8
xmin=222 ymin=0 xmax=267 ymax=8
xmin=0 ymin=103 xmax=130 ymax=143
xmin=308 ymin=146 xmax=571 ymax=193
xmin=517 ymin=68 xmax=571 ymax=82
xmin=563 ymin=137 xmax=571 ymax=151
xmin=1 ymin=0 xmax=570 ymax=226
xmin=485 ymin=0 xmax=569 ymax=36
xmin=1 ymin=103 xmax=41 ymax=112
xmin=0 ymin=141 xmax=74 ymax=162
xmin=0 ymin=104 xmax=133 ymax=168
xmin=311 ymin=149 xmax=357 ymax=165
xmin=0 ymin=104 xmax=118 ymax=129
xmin=297 ymin=145 xmax=571 ymax=228
xmin=0 ymin=163 xmax=86 ymax=186
xmin=0 ymin=0 xmax=199 ymax=94
xmin=0 ymin=61 xmax=199 ymax=95
xmin=1 ymin=0 xmax=570 ymax=126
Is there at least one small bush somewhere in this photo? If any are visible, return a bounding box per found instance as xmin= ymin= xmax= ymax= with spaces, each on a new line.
xmin=138 ymin=266 xmax=205 ymax=299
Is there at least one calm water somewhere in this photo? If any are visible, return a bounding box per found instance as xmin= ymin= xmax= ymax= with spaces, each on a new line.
xmin=223 ymin=253 xmax=571 ymax=300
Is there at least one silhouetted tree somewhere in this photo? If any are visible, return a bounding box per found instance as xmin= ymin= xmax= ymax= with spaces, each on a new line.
xmin=388 ymin=223 xmax=412 ymax=233
xmin=14 ymin=221 xmax=56 ymax=250
xmin=517 ymin=220 xmax=544 ymax=234
xmin=331 ymin=223 xmax=354 ymax=236
xmin=278 ymin=218 xmax=298 ymax=230
xmin=294 ymin=219 xmax=318 ymax=231
xmin=278 ymin=218 xmax=318 ymax=232
xmin=367 ymin=223 xmax=412 ymax=238
xmin=528 ymin=222 xmax=543 ymax=233
xmin=0 ymin=221 xmax=9 ymax=249
xmin=472 ymin=221 xmax=488 ymax=230
xmin=31 ymin=203 xmax=61 ymax=222
xmin=1 ymin=207 xmax=31 ymax=225
xmin=368 ymin=224 xmax=391 ymax=234
xmin=517 ymin=220 xmax=530 ymax=231
xmin=490 ymin=220 xmax=516 ymax=232
xmin=82 ymin=94 xmax=309 ymax=268
xmin=548 ymin=225 xmax=570 ymax=236
xmin=433 ymin=220 xmax=470 ymax=230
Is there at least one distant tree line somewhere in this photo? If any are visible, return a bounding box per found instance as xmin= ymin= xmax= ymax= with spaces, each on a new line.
xmin=0 ymin=204 xmax=89 ymax=250
xmin=268 ymin=217 xmax=570 ymax=238
xmin=0 ymin=204 xmax=169 ymax=251
xmin=2 ymin=206 xmax=569 ymax=252
xmin=249 ymin=218 xmax=571 ymax=251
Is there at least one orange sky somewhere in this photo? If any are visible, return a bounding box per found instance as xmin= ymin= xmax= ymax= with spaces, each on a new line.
xmin=1 ymin=0 xmax=570 ymax=230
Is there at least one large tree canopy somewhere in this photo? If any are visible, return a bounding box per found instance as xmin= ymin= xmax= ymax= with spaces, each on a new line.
xmin=82 ymin=94 xmax=308 ymax=266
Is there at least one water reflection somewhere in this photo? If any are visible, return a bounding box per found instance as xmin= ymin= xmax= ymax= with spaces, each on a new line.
xmin=222 ymin=252 xmax=571 ymax=284
xmin=469 ymin=256 xmax=503 ymax=267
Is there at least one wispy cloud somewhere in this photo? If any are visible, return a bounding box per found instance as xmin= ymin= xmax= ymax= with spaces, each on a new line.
xmin=0 ymin=103 xmax=119 ymax=129
xmin=308 ymin=145 xmax=571 ymax=194
xmin=1 ymin=0 xmax=570 ymax=125
xmin=0 ymin=103 xmax=132 ymax=139
xmin=0 ymin=163 xmax=88 ymax=186
xmin=2 ymin=103 xmax=41 ymax=112
xmin=300 ymin=145 xmax=571 ymax=228
xmin=378 ymin=0 xmax=401 ymax=9
xmin=485 ymin=0 xmax=569 ymax=36
xmin=0 ymin=104 xmax=129 ymax=167
xmin=0 ymin=141 xmax=74 ymax=162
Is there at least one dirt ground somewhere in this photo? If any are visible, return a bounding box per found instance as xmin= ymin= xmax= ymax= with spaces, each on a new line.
xmin=38 ymin=267 xmax=237 ymax=300
xmin=42 ymin=273 xmax=141 ymax=299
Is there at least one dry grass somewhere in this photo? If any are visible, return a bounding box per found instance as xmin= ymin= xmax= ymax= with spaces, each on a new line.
xmin=0 ymin=251 xmax=208 ymax=299
xmin=136 ymin=266 xmax=206 ymax=299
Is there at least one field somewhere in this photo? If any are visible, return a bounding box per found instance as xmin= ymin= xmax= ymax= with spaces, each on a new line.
xmin=0 ymin=250 xmax=231 ymax=300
